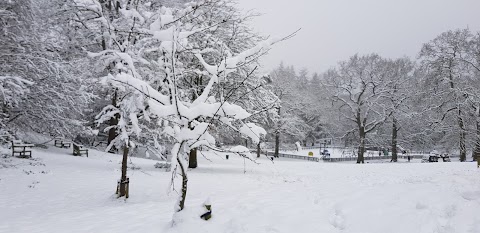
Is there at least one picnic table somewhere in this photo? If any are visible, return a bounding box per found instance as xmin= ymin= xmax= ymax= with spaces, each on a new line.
xmin=11 ymin=140 xmax=34 ymax=158
xmin=54 ymin=137 xmax=71 ymax=148
xmin=73 ymin=143 xmax=88 ymax=157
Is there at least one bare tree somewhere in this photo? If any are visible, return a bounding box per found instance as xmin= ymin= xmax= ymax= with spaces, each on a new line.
xmin=268 ymin=64 xmax=312 ymax=155
xmin=419 ymin=29 xmax=472 ymax=161
xmin=382 ymin=58 xmax=415 ymax=162
xmin=325 ymin=54 xmax=393 ymax=163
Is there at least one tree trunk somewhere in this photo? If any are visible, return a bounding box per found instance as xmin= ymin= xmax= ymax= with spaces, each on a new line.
xmin=274 ymin=106 xmax=281 ymax=158
xmin=474 ymin=111 xmax=480 ymax=161
xmin=449 ymin=69 xmax=467 ymax=162
xmin=274 ymin=130 xmax=280 ymax=158
xmin=101 ymin=36 xmax=106 ymax=50
xmin=256 ymin=141 xmax=261 ymax=158
xmin=459 ymin=130 xmax=466 ymax=162
xmin=107 ymin=89 xmax=118 ymax=153
xmin=458 ymin=112 xmax=466 ymax=162
xmin=391 ymin=118 xmax=398 ymax=162
xmin=118 ymin=144 xmax=129 ymax=197
xmin=357 ymin=127 xmax=365 ymax=164
xmin=188 ymin=148 xmax=197 ymax=168
xmin=473 ymin=140 xmax=480 ymax=162
xmin=177 ymin=153 xmax=188 ymax=211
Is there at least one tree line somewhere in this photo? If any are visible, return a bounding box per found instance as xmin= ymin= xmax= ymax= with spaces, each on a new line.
xmin=269 ymin=29 xmax=480 ymax=163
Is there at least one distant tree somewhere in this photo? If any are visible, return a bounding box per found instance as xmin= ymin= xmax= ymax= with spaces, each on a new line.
xmin=418 ymin=29 xmax=473 ymax=161
xmin=452 ymin=31 xmax=480 ymax=161
xmin=325 ymin=54 xmax=393 ymax=163
xmin=269 ymin=63 xmax=311 ymax=156
xmin=382 ymin=58 xmax=415 ymax=162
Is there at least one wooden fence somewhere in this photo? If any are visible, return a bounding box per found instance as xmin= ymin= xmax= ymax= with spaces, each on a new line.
xmin=260 ymin=149 xmax=461 ymax=163
xmin=323 ymin=154 xmax=460 ymax=162
xmin=265 ymin=151 xmax=320 ymax=162
xmin=322 ymin=155 xmax=390 ymax=162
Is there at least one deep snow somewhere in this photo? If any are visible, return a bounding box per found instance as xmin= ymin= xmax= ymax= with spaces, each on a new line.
xmin=1 ymin=145 xmax=480 ymax=233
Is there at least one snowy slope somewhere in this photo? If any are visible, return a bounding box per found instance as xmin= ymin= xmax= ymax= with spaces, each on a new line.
xmin=1 ymin=146 xmax=480 ymax=233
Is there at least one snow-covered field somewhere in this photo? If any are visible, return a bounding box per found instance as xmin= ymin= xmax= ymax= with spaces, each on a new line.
xmin=1 ymin=146 xmax=480 ymax=233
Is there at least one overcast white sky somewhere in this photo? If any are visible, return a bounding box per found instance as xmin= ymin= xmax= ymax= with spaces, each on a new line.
xmin=237 ymin=0 xmax=480 ymax=74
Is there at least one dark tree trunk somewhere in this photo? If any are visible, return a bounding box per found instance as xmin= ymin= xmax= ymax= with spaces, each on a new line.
xmin=458 ymin=111 xmax=466 ymax=162
xmin=107 ymin=89 xmax=118 ymax=153
xmin=391 ymin=118 xmax=398 ymax=162
xmin=474 ymin=114 xmax=480 ymax=161
xmin=101 ymin=22 xmax=107 ymax=50
xmin=474 ymin=142 xmax=480 ymax=162
xmin=118 ymin=144 xmax=129 ymax=197
xmin=274 ymin=130 xmax=280 ymax=158
xmin=449 ymin=69 xmax=467 ymax=162
xmin=459 ymin=131 xmax=466 ymax=162
xmin=356 ymin=107 xmax=366 ymax=164
xmin=115 ymin=0 xmax=120 ymax=13
xmin=357 ymin=127 xmax=365 ymax=164
xmin=256 ymin=141 xmax=261 ymax=158
xmin=274 ymin=106 xmax=281 ymax=158
xmin=177 ymin=152 xmax=188 ymax=211
xmin=101 ymin=36 xmax=106 ymax=50
xmin=186 ymin=120 xmax=198 ymax=168
xmin=188 ymin=148 xmax=198 ymax=168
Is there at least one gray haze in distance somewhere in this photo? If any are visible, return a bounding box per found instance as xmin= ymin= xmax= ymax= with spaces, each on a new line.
xmin=237 ymin=0 xmax=480 ymax=74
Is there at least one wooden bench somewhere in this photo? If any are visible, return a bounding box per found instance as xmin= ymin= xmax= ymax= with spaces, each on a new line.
xmin=73 ymin=143 xmax=88 ymax=157
xmin=54 ymin=137 xmax=71 ymax=148
xmin=62 ymin=141 xmax=72 ymax=148
xmin=11 ymin=140 xmax=34 ymax=158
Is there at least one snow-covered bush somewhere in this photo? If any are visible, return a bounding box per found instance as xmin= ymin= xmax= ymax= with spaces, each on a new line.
xmin=0 ymin=0 xmax=93 ymax=138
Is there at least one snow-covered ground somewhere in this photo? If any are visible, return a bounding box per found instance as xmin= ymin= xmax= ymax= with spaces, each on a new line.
xmin=1 ymin=146 xmax=480 ymax=233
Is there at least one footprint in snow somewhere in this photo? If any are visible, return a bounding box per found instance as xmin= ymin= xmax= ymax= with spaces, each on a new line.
xmin=415 ymin=202 xmax=428 ymax=210
xmin=435 ymin=223 xmax=455 ymax=233
xmin=265 ymin=226 xmax=279 ymax=233
xmin=433 ymin=204 xmax=457 ymax=233
xmin=442 ymin=204 xmax=457 ymax=218
xmin=461 ymin=191 xmax=480 ymax=201
xmin=469 ymin=218 xmax=480 ymax=233
xmin=329 ymin=206 xmax=346 ymax=230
